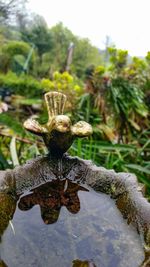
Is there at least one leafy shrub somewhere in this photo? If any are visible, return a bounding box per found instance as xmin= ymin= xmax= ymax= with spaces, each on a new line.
xmin=0 ymin=41 xmax=35 ymax=73
xmin=41 ymin=71 xmax=83 ymax=110
xmin=0 ymin=72 xmax=43 ymax=97
xmin=2 ymin=41 xmax=31 ymax=57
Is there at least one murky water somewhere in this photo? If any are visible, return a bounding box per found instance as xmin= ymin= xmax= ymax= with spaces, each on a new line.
xmin=0 ymin=180 xmax=144 ymax=267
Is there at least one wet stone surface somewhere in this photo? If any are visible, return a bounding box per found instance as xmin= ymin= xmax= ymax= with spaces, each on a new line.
xmin=0 ymin=180 xmax=144 ymax=267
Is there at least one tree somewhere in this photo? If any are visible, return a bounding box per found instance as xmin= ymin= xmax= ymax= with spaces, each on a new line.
xmin=0 ymin=0 xmax=27 ymax=25
xmin=49 ymin=22 xmax=76 ymax=71
xmin=72 ymin=38 xmax=102 ymax=78
xmin=22 ymin=15 xmax=53 ymax=63
xmin=48 ymin=23 xmax=102 ymax=77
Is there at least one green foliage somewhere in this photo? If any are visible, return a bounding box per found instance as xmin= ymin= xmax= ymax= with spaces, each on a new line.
xmin=72 ymin=38 xmax=102 ymax=78
xmin=70 ymin=137 xmax=150 ymax=191
xmin=0 ymin=112 xmax=25 ymax=135
xmin=83 ymin=56 xmax=149 ymax=142
xmin=37 ymin=23 xmax=102 ymax=78
xmin=108 ymin=77 xmax=148 ymax=140
xmin=0 ymin=72 xmax=42 ymax=97
xmin=22 ymin=15 xmax=53 ymax=60
xmin=0 ymin=149 xmax=11 ymax=170
xmin=41 ymin=71 xmax=82 ymax=92
xmin=0 ymin=40 xmax=34 ymax=73
xmin=49 ymin=22 xmax=76 ymax=71
xmin=108 ymin=47 xmax=128 ymax=73
xmin=76 ymin=93 xmax=101 ymax=124
xmin=0 ymin=19 xmax=103 ymax=78
xmin=2 ymin=40 xmax=31 ymax=57
xmin=41 ymin=71 xmax=83 ymax=112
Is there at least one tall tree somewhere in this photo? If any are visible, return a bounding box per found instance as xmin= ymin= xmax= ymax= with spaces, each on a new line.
xmin=0 ymin=0 xmax=27 ymax=25
xmin=49 ymin=23 xmax=102 ymax=77
xmin=49 ymin=22 xmax=76 ymax=71
xmin=22 ymin=15 xmax=53 ymax=63
xmin=72 ymin=38 xmax=102 ymax=78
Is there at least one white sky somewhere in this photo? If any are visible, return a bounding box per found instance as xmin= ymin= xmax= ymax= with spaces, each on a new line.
xmin=27 ymin=0 xmax=150 ymax=56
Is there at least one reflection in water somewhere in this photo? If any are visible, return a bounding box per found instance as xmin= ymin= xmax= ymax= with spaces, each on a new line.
xmin=72 ymin=259 xmax=97 ymax=267
xmin=18 ymin=179 xmax=89 ymax=224
xmin=0 ymin=180 xmax=89 ymax=267
xmin=0 ymin=259 xmax=8 ymax=267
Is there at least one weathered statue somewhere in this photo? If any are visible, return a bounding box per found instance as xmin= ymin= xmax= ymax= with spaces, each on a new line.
xmin=24 ymin=91 xmax=93 ymax=157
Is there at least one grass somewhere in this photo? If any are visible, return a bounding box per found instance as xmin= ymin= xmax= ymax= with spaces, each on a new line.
xmin=70 ymin=138 xmax=150 ymax=193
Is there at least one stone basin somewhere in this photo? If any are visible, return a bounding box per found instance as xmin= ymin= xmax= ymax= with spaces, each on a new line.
xmin=0 ymin=154 xmax=150 ymax=266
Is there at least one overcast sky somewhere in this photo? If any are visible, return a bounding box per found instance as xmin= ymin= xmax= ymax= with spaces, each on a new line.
xmin=27 ymin=0 xmax=150 ymax=57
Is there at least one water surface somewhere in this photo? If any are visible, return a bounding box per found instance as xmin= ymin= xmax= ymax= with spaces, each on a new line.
xmin=0 ymin=179 xmax=144 ymax=267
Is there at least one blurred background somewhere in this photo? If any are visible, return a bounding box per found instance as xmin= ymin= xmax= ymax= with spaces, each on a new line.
xmin=0 ymin=0 xmax=149 ymax=195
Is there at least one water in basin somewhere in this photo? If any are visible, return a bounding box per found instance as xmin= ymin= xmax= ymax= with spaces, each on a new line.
xmin=0 ymin=179 xmax=144 ymax=267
